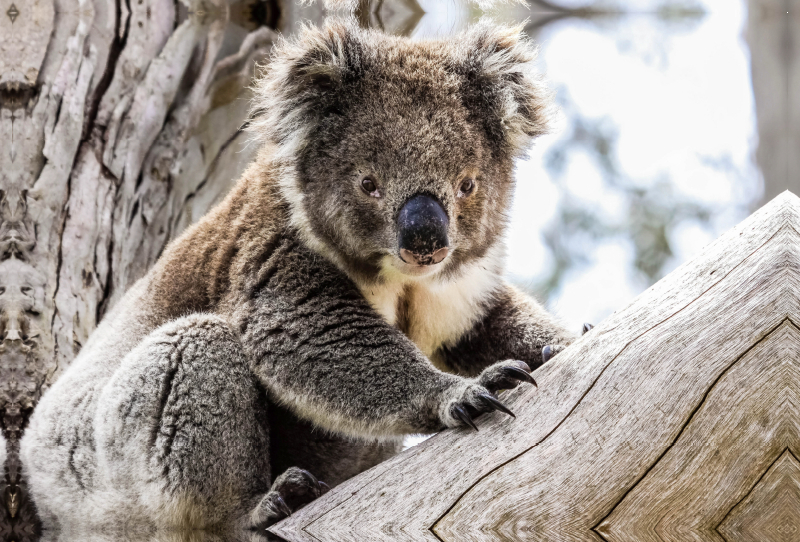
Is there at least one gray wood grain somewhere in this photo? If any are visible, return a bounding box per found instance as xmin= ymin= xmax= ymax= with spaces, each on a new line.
xmin=594 ymin=319 xmax=800 ymax=541
xmin=271 ymin=192 xmax=800 ymax=542
xmin=717 ymin=449 xmax=800 ymax=542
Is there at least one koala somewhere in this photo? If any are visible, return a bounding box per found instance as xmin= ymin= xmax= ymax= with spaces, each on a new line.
xmin=21 ymin=21 xmax=575 ymax=532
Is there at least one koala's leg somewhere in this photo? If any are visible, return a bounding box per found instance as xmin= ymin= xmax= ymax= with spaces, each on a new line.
xmin=95 ymin=314 xmax=319 ymax=530
xmin=434 ymin=283 xmax=578 ymax=377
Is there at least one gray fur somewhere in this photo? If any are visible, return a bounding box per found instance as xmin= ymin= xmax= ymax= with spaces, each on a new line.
xmin=21 ymin=21 xmax=573 ymax=531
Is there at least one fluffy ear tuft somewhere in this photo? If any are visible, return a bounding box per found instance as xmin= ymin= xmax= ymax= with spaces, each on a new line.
xmin=456 ymin=21 xmax=553 ymax=156
xmin=248 ymin=21 xmax=363 ymax=151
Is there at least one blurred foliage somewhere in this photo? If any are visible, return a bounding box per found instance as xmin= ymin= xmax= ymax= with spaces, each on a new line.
xmin=524 ymin=0 xmax=706 ymax=32
xmin=504 ymin=1 xmax=749 ymax=305
xmin=534 ymin=89 xmax=715 ymax=300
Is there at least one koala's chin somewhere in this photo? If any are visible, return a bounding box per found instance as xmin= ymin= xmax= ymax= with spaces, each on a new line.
xmin=382 ymin=253 xmax=451 ymax=281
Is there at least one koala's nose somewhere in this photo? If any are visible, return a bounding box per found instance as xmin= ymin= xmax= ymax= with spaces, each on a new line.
xmin=397 ymin=194 xmax=449 ymax=266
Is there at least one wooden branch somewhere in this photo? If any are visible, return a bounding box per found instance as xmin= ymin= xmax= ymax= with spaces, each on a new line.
xmin=271 ymin=192 xmax=800 ymax=542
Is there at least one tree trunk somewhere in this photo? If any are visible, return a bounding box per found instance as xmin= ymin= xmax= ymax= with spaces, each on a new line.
xmin=748 ymin=0 xmax=800 ymax=202
xmin=0 ymin=0 xmax=294 ymax=535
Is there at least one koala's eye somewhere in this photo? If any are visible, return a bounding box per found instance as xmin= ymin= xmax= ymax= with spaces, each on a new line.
xmin=458 ymin=178 xmax=475 ymax=198
xmin=361 ymin=176 xmax=380 ymax=198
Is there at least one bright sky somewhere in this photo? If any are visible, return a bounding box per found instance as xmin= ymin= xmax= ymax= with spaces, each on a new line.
xmin=523 ymin=0 xmax=757 ymax=329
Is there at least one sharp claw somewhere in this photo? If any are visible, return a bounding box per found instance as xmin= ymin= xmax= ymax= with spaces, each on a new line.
xmin=478 ymin=392 xmax=515 ymax=418
xmin=582 ymin=323 xmax=594 ymax=335
xmin=542 ymin=345 xmax=555 ymax=363
xmin=452 ymin=405 xmax=478 ymax=431
xmin=319 ymin=481 xmax=331 ymax=494
xmin=301 ymin=469 xmax=319 ymax=487
xmin=274 ymin=494 xmax=292 ymax=517
xmin=503 ymin=365 xmax=537 ymax=387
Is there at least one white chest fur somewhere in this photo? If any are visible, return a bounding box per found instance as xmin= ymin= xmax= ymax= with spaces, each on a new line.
xmin=360 ymin=249 xmax=504 ymax=360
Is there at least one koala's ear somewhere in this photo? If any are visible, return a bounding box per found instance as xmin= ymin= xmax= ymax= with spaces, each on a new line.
xmin=455 ymin=22 xmax=553 ymax=156
xmin=249 ymin=21 xmax=363 ymax=147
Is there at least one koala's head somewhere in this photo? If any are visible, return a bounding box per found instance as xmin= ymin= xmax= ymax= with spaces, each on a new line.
xmin=251 ymin=21 xmax=551 ymax=284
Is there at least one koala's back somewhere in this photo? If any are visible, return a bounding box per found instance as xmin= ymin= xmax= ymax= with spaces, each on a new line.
xmin=22 ymin=277 xmax=171 ymax=525
xmin=21 ymin=158 xmax=293 ymax=525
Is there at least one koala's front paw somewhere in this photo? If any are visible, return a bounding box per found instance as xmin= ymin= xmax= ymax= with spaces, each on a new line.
xmin=250 ymin=467 xmax=329 ymax=529
xmin=442 ymin=361 xmax=536 ymax=431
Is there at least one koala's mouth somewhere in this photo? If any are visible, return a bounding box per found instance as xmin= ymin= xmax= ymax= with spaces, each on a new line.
xmin=399 ymin=246 xmax=449 ymax=267
xmin=387 ymin=254 xmax=449 ymax=278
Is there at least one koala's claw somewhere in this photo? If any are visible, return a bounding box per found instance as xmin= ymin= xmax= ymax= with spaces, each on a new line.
xmin=452 ymin=404 xmax=479 ymax=431
xmin=274 ymin=494 xmax=292 ymax=517
xmin=582 ymin=322 xmax=594 ymax=335
xmin=445 ymin=361 xmax=535 ymax=431
xmin=478 ymin=391 xmax=515 ymax=418
xmin=542 ymin=344 xmax=568 ymax=364
xmin=250 ymin=466 xmax=327 ymax=530
xmin=250 ymin=491 xmax=292 ymax=529
xmin=501 ymin=365 xmax=537 ymax=388
xmin=477 ymin=360 xmax=536 ymax=392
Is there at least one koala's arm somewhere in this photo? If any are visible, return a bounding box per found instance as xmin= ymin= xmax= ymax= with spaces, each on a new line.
xmin=239 ymin=241 xmax=530 ymax=439
xmin=434 ymin=283 xmax=577 ymax=377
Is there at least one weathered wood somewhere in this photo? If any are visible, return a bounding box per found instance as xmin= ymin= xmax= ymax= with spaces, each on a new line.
xmin=270 ymin=191 xmax=800 ymax=542
xmin=717 ymin=450 xmax=800 ymax=542
xmin=0 ymin=0 xmax=54 ymax=89
xmin=595 ymin=321 xmax=800 ymax=541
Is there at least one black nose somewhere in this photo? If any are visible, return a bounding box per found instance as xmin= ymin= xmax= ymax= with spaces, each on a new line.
xmin=397 ymin=194 xmax=449 ymax=266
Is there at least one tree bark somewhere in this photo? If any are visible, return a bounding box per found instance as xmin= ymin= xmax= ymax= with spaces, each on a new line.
xmin=0 ymin=0 xmax=290 ymax=536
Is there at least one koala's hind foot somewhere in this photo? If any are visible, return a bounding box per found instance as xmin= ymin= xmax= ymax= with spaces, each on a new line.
xmin=95 ymin=314 xmax=272 ymax=529
xmin=443 ymin=360 xmax=536 ymax=431
xmin=249 ymin=467 xmax=329 ymax=530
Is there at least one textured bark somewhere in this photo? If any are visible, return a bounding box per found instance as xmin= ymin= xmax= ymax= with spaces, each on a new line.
xmin=0 ymin=0 xmax=289 ymax=536
xmin=271 ymin=193 xmax=800 ymax=542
